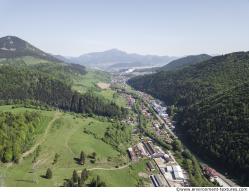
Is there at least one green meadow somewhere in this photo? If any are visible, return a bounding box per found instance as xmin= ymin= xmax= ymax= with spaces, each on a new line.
xmin=0 ymin=106 xmax=148 ymax=187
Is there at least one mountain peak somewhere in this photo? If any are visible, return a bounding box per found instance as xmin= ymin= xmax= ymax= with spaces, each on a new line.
xmin=0 ymin=35 xmax=61 ymax=62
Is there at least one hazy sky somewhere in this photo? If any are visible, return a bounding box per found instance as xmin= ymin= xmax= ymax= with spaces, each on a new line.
xmin=1 ymin=0 xmax=249 ymax=56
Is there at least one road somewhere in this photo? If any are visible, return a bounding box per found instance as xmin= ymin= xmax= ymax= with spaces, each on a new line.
xmin=144 ymin=94 xmax=239 ymax=187
xmin=121 ymin=80 xmax=239 ymax=187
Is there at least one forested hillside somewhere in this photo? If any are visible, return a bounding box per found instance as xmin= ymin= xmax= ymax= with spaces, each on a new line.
xmin=0 ymin=65 xmax=127 ymax=118
xmin=161 ymin=54 xmax=212 ymax=71
xmin=128 ymin=52 xmax=249 ymax=107
xmin=178 ymin=82 xmax=249 ymax=185
xmin=128 ymin=51 xmax=249 ymax=186
xmin=0 ymin=36 xmax=60 ymax=62
xmin=0 ymin=111 xmax=41 ymax=162
xmin=0 ymin=57 xmax=86 ymax=85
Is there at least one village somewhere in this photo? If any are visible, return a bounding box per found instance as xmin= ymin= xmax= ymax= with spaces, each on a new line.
xmin=112 ymin=79 xmax=189 ymax=187
xmin=112 ymin=73 xmax=237 ymax=187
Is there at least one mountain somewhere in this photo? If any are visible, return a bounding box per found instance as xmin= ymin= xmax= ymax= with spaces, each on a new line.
xmin=0 ymin=36 xmax=61 ymax=62
xmin=128 ymin=51 xmax=249 ymax=185
xmin=0 ymin=36 xmax=126 ymax=118
xmin=161 ymin=54 xmax=212 ymax=71
xmin=57 ymin=49 xmax=177 ymax=70
xmin=128 ymin=51 xmax=249 ymax=106
xmin=179 ymin=81 xmax=249 ymax=185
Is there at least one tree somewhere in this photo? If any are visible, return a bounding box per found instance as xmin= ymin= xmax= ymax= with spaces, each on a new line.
xmin=172 ymin=139 xmax=181 ymax=152
xmin=92 ymin=152 xmax=96 ymax=159
xmin=72 ymin=170 xmax=78 ymax=183
xmin=45 ymin=168 xmax=52 ymax=179
xmin=79 ymin=151 xmax=85 ymax=165
xmin=78 ymin=176 xmax=83 ymax=187
xmin=81 ymin=168 xmax=88 ymax=182
xmin=90 ymin=175 xmax=106 ymax=187
xmin=53 ymin=153 xmax=60 ymax=165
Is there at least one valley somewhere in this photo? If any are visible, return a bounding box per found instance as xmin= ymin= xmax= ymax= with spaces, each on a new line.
xmin=0 ymin=35 xmax=247 ymax=188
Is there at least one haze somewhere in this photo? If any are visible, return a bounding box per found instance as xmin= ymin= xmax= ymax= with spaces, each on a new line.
xmin=1 ymin=0 xmax=249 ymax=56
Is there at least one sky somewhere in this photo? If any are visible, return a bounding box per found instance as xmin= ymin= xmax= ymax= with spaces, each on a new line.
xmin=1 ymin=0 xmax=249 ymax=56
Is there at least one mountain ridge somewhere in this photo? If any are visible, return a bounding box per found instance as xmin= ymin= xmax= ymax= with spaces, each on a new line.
xmin=161 ymin=54 xmax=212 ymax=71
xmin=0 ymin=36 xmax=61 ymax=62
xmin=55 ymin=49 xmax=177 ymax=70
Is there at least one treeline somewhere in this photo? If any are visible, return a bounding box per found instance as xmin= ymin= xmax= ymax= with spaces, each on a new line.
xmin=0 ymin=65 xmax=127 ymax=118
xmin=0 ymin=111 xmax=41 ymax=162
xmin=128 ymin=51 xmax=249 ymax=186
xmin=30 ymin=62 xmax=86 ymax=85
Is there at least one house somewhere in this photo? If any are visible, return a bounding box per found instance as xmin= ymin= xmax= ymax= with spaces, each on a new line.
xmin=154 ymin=174 xmax=164 ymax=186
xmin=150 ymin=175 xmax=159 ymax=187
xmin=172 ymin=165 xmax=184 ymax=180
xmin=203 ymin=166 xmax=219 ymax=178
xmin=137 ymin=142 xmax=148 ymax=156
xmin=127 ymin=147 xmax=137 ymax=161
xmin=142 ymin=141 xmax=156 ymax=156
xmin=147 ymin=161 xmax=155 ymax=171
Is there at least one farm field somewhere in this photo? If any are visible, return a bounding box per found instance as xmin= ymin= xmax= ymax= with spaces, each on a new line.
xmin=0 ymin=106 xmax=145 ymax=187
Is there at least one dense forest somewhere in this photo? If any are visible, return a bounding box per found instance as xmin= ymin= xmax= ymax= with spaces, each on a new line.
xmin=161 ymin=54 xmax=212 ymax=71
xmin=128 ymin=52 xmax=249 ymax=107
xmin=0 ymin=111 xmax=41 ymax=162
xmin=0 ymin=65 xmax=127 ymax=118
xmin=178 ymin=82 xmax=249 ymax=185
xmin=128 ymin=51 xmax=249 ymax=186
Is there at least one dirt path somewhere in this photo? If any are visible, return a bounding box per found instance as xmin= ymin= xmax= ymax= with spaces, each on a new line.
xmin=21 ymin=112 xmax=61 ymax=159
xmin=5 ymin=112 xmax=61 ymax=168
xmin=77 ymin=162 xmax=132 ymax=174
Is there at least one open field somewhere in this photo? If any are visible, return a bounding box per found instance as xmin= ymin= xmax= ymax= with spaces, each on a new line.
xmin=72 ymin=70 xmax=111 ymax=93
xmin=96 ymin=82 xmax=110 ymax=89
xmin=0 ymin=105 xmax=145 ymax=187
xmin=90 ymin=159 xmax=150 ymax=187
xmin=72 ymin=70 xmax=127 ymax=107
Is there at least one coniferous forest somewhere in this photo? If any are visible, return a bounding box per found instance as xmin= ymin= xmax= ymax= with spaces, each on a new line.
xmin=0 ymin=65 xmax=127 ymax=118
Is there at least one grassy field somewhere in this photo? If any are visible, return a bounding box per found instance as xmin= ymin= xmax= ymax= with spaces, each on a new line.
xmin=0 ymin=56 xmax=56 ymax=66
xmin=90 ymin=159 xmax=151 ymax=187
xmin=72 ymin=70 xmax=111 ymax=93
xmin=72 ymin=70 xmax=127 ymax=107
xmin=0 ymin=106 xmax=146 ymax=187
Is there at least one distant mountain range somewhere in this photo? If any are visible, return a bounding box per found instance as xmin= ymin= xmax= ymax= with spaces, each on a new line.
xmin=132 ymin=54 xmax=212 ymax=74
xmin=55 ymin=49 xmax=177 ymax=70
xmin=0 ymin=36 xmax=61 ymax=62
